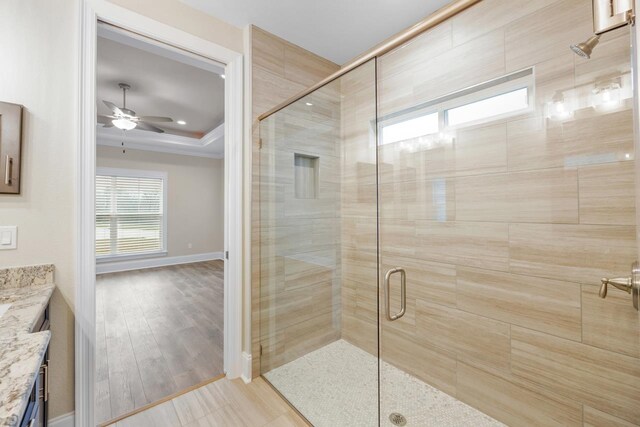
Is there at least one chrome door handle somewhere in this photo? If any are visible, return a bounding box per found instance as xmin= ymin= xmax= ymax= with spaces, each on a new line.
xmin=384 ymin=267 xmax=406 ymax=321
xmin=600 ymin=261 xmax=640 ymax=311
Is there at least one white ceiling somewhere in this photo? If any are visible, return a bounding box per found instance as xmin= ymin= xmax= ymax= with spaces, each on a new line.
xmin=96 ymin=25 xmax=226 ymax=157
xmin=97 ymin=35 xmax=225 ymax=136
xmin=180 ymin=0 xmax=453 ymax=64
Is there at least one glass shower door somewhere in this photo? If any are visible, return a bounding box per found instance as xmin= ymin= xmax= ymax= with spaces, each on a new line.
xmin=259 ymin=60 xmax=379 ymax=426
xmin=377 ymin=1 xmax=639 ymax=426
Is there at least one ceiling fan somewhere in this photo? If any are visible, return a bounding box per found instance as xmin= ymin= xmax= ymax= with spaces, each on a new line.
xmin=99 ymin=83 xmax=173 ymax=133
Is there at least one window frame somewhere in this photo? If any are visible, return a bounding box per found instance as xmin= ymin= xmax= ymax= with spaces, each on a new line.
xmin=95 ymin=167 xmax=168 ymax=262
xmin=376 ymin=67 xmax=536 ymax=146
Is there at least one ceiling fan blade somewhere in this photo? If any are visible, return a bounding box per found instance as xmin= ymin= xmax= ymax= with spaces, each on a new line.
xmin=103 ymin=100 xmax=124 ymax=116
xmin=97 ymin=115 xmax=114 ymax=127
xmin=136 ymin=121 xmax=165 ymax=133
xmin=138 ymin=116 xmax=173 ymax=123
xmin=121 ymin=108 xmax=136 ymax=117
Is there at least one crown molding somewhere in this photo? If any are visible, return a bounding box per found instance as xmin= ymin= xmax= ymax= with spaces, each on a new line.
xmin=97 ymin=122 xmax=224 ymax=158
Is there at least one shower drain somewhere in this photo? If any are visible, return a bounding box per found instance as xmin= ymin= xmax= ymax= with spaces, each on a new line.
xmin=389 ymin=412 xmax=407 ymax=426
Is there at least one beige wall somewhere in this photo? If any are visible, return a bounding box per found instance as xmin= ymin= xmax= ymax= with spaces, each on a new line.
xmin=97 ymin=146 xmax=224 ymax=259
xmin=0 ymin=0 xmax=80 ymax=418
xmin=106 ymin=0 xmax=244 ymax=53
xmin=250 ymin=26 xmax=339 ymax=376
xmin=0 ymin=0 xmax=242 ymax=419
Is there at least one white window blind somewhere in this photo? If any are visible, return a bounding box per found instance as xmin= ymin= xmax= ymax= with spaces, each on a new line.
xmin=96 ymin=169 xmax=166 ymax=258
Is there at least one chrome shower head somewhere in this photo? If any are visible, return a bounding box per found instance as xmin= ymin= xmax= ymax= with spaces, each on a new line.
xmin=570 ymin=34 xmax=600 ymax=59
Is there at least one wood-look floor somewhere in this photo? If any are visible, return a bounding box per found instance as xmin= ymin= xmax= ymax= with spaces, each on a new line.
xmin=108 ymin=377 xmax=308 ymax=427
xmin=96 ymin=261 xmax=224 ymax=425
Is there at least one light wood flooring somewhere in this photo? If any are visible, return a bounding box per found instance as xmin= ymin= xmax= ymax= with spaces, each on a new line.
xmin=107 ymin=377 xmax=308 ymax=427
xmin=96 ymin=261 xmax=225 ymax=425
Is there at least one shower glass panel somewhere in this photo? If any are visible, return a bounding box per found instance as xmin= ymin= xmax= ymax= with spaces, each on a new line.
xmin=259 ymin=60 xmax=379 ymax=426
xmin=377 ymin=2 xmax=637 ymax=426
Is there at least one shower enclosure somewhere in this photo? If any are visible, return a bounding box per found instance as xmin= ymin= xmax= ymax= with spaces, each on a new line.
xmin=259 ymin=0 xmax=640 ymax=425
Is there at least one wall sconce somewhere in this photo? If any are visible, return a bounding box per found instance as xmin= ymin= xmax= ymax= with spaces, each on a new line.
xmin=546 ymin=91 xmax=573 ymax=121
xmin=591 ymin=78 xmax=622 ymax=111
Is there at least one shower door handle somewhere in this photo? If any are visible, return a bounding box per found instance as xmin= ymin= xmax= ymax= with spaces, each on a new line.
xmin=384 ymin=267 xmax=406 ymax=321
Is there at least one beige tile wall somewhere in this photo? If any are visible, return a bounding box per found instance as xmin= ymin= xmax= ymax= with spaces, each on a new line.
xmin=358 ymin=0 xmax=639 ymax=425
xmin=250 ymin=26 xmax=340 ymax=375
xmin=259 ymin=87 xmax=343 ymax=372
xmin=339 ymin=61 xmax=379 ymax=357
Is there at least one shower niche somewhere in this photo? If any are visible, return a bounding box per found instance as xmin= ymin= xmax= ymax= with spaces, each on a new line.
xmin=294 ymin=153 xmax=319 ymax=199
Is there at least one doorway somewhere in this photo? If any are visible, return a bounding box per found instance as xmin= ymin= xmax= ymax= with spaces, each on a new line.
xmin=76 ymin=2 xmax=245 ymax=426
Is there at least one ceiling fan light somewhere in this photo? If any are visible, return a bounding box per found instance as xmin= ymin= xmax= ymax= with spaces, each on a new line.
xmin=112 ymin=118 xmax=137 ymax=131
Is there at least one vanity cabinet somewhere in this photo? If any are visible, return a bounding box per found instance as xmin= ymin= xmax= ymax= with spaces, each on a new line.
xmin=20 ymin=304 xmax=50 ymax=427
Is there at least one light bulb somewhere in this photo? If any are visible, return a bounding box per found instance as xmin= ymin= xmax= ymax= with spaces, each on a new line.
xmin=546 ymin=91 xmax=572 ymax=121
xmin=112 ymin=118 xmax=137 ymax=131
xmin=592 ymin=80 xmax=622 ymax=111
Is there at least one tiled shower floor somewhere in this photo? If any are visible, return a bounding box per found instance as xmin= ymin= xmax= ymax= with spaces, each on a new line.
xmin=264 ymin=340 xmax=504 ymax=427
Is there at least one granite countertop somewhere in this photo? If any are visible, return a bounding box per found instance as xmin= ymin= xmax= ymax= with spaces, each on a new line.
xmin=0 ymin=264 xmax=55 ymax=427
xmin=0 ymin=332 xmax=50 ymax=427
xmin=0 ymin=284 xmax=55 ymax=338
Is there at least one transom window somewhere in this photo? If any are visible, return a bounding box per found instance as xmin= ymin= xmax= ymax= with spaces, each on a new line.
xmin=96 ymin=168 xmax=167 ymax=259
xmin=379 ymin=68 xmax=534 ymax=145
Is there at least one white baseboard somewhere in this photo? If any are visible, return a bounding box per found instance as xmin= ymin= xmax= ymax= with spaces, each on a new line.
xmin=96 ymin=251 xmax=223 ymax=274
xmin=49 ymin=412 xmax=74 ymax=427
xmin=241 ymin=351 xmax=252 ymax=383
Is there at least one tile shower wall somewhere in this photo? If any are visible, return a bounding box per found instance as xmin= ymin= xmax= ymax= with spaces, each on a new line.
xmin=259 ymin=89 xmax=343 ymax=372
xmin=345 ymin=0 xmax=638 ymax=425
xmin=251 ymin=26 xmax=340 ymax=374
xmin=258 ymin=0 xmax=640 ymax=425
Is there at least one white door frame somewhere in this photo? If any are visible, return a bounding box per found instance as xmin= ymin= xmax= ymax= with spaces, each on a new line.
xmin=76 ymin=2 xmax=244 ymax=426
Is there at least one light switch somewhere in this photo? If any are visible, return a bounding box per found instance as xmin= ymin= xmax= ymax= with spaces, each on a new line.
xmin=0 ymin=226 xmax=17 ymax=250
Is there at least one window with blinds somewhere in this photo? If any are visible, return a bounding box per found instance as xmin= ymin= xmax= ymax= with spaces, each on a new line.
xmin=96 ymin=168 xmax=167 ymax=259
